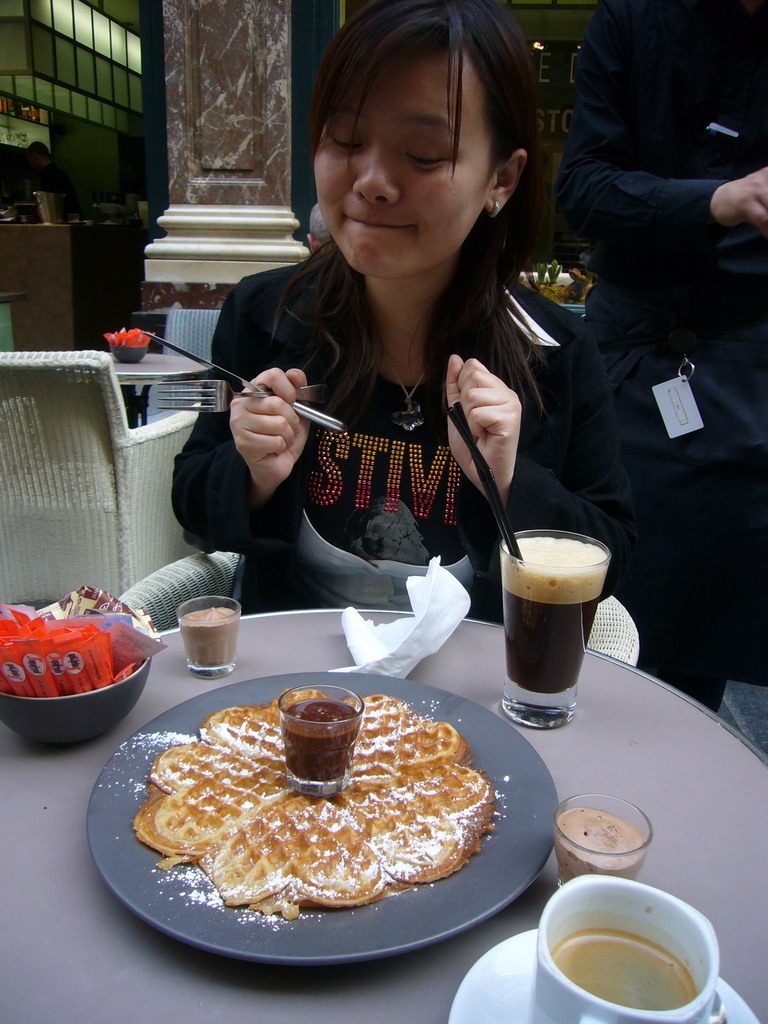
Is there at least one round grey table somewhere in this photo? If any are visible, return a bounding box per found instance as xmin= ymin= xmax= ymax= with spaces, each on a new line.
xmin=112 ymin=351 xmax=202 ymax=426
xmin=1 ymin=611 xmax=766 ymax=1024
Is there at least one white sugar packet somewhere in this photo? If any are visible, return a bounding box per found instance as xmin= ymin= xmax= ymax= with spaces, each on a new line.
xmin=333 ymin=557 xmax=471 ymax=678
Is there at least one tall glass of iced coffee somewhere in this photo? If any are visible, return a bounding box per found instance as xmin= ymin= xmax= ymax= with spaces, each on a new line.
xmin=501 ymin=530 xmax=610 ymax=728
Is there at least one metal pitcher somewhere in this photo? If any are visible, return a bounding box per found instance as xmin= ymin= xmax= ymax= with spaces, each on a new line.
xmin=33 ymin=191 xmax=65 ymax=223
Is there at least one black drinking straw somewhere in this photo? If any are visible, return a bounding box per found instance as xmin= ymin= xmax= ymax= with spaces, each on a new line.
xmin=447 ymin=402 xmax=522 ymax=559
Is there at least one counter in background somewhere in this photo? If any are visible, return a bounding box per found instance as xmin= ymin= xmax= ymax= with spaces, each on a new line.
xmin=0 ymin=224 xmax=146 ymax=351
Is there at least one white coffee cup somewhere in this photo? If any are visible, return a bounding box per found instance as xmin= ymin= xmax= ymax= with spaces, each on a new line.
xmin=531 ymin=875 xmax=722 ymax=1024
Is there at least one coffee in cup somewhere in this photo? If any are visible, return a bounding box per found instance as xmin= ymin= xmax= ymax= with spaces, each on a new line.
xmin=552 ymin=927 xmax=697 ymax=1010
xmin=532 ymin=875 xmax=721 ymax=1024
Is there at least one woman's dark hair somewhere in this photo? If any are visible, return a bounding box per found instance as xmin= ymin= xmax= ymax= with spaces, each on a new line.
xmin=285 ymin=0 xmax=544 ymax=428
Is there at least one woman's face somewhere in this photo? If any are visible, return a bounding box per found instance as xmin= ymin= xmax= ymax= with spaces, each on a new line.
xmin=314 ymin=51 xmax=525 ymax=294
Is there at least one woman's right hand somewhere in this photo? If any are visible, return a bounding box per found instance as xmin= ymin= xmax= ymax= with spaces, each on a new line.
xmin=230 ymin=367 xmax=310 ymax=509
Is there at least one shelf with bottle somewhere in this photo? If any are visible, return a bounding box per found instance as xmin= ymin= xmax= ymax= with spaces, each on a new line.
xmin=0 ymin=97 xmax=47 ymax=124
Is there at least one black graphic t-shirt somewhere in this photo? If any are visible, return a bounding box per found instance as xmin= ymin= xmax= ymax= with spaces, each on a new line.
xmin=305 ymin=377 xmax=465 ymax=566
xmin=172 ymin=265 xmax=636 ymax=619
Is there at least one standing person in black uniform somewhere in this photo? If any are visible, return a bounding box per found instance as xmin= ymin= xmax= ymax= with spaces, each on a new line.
xmin=556 ymin=0 xmax=768 ymax=710
xmin=26 ymin=141 xmax=82 ymax=219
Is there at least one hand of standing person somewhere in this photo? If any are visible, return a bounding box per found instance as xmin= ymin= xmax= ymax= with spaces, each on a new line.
xmin=229 ymin=367 xmax=310 ymax=509
xmin=445 ymin=354 xmax=522 ymax=504
xmin=709 ymin=164 xmax=768 ymax=239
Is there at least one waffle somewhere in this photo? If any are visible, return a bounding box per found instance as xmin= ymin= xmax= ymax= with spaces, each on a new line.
xmin=350 ymin=693 xmax=471 ymax=785
xmin=133 ymin=688 xmax=494 ymax=918
xmin=200 ymin=797 xmax=389 ymax=919
xmin=150 ymin=741 xmax=279 ymax=793
xmin=134 ymin=758 xmax=290 ymax=859
xmin=336 ymin=763 xmax=493 ymax=884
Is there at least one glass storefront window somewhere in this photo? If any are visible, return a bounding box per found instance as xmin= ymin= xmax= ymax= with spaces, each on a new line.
xmin=73 ymin=0 xmax=93 ymax=48
xmin=113 ymin=64 xmax=127 ymax=107
xmin=128 ymin=71 xmax=141 ymax=113
xmin=92 ymin=9 xmax=110 ymax=57
xmin=29 ymin=0 xmax=52 ymax=27
xmin=76 ymin=43 xmax=94 ymax=92
xmin=86 ymin=94 xmax=101 ymax=122
xmin=126 ymin=32 xmax=140 ymax=74
xmin=110 ymin=22 xmax=126 ymax=66
xmin=52 ymin=81 xmax=71 ymax=111
xmin=34 ymin=75 xmax=53 ymax=107
xmin=14 ymin=75 xmax=35 ymax=100
xmin=0 ymin=23 xmax=29 ymax=74
xmin=52 ymin=0 xmax=74 ymax=39
xmin=53 ymin=82 xmax=71 ymax=112
xmin=70 ymin=89 xmax=86 ymax=118
xmin=55 ymin=35 xmax=76 ymax=87
xmin=95 ymin=54 xmax=112 ymax=100
xmin=32 ymin=25 xmax=55 ymax=77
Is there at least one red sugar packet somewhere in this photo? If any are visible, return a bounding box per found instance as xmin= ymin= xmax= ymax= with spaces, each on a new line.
xmin=6 ymin=636 xmax=61 ymax=697
xmin=0 ymin=588 xmax=166 ymax=698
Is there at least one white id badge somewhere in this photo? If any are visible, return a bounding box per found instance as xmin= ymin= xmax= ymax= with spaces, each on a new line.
xmin=652 ymin=377 xmax=704 ymax=438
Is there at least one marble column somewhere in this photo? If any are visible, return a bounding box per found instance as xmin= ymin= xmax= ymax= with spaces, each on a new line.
xmin=141 ymin=0 xmax=307 ymax=311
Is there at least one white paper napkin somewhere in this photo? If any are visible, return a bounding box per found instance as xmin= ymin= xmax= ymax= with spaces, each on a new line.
xmin=333 ymin=557 xmax=471 ymax=677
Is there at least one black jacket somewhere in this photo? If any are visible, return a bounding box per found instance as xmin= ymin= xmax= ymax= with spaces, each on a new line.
xmin=556 ymin=0 xmax=768 ymax=321
xmin=172 ymin=266 xmax=636 ymax=621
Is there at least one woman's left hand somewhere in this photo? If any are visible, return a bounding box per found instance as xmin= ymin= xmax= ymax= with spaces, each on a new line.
xmin=445 ymin=354 xmax=522 ymax=504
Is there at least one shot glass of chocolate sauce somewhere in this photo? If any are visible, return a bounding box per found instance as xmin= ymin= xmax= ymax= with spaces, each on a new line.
xmin=278 ymin=685 xmax=364 ymax=797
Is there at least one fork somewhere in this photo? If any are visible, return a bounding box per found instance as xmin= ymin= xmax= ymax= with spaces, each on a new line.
xmin=155 ymin=378 xmax=347 ymax=434
xmin=141 ymin=331 xmax=347 ymax=433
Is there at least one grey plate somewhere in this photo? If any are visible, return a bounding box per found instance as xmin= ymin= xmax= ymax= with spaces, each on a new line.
xmin=86 ymin=672 xmax=556 ymax=965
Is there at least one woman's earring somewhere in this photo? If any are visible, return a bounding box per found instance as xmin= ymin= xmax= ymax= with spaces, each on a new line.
xmin=488 ymin=200 xmax=501 ymax=219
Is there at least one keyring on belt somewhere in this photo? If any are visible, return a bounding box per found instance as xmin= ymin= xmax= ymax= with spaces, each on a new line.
xmin=678 ymin=356 xmax=695 ymax=381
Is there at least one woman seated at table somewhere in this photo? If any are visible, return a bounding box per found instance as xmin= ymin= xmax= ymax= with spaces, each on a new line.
xmin=172 ymin=0 xmax=636 ymax=620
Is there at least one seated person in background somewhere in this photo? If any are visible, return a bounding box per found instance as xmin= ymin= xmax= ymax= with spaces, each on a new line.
xmin=26 ymin=141 xmax=81 ymax=220
xmin=307 ymin=202 xmax=331 ymax=252
xmin=172 ymin=0 xmax=636 ymax=619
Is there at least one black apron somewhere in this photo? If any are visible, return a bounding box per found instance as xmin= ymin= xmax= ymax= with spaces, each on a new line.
xmin=587 ymin=280 xmax=768 ymax=684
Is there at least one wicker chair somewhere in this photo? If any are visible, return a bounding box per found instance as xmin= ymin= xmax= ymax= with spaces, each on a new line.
xmin=587 ymin=596 xmax=640 ymax=666
xmin=163 ymin=308 xmax=221 ymax=360
xmin=120 ymin=551 xmax=640 ymax=666
xmin=119 ymin=550 xmax=241 ymax=631
xmin=0 ymin=351 xmax=197 ymax=604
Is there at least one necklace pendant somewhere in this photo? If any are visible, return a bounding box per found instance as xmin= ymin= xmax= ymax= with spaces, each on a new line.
xmin=391 ymin=399 xmax=425 ymax=431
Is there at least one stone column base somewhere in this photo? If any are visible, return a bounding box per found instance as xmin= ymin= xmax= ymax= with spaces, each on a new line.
xmin=141 ymin=203 xmax=309 ymax=310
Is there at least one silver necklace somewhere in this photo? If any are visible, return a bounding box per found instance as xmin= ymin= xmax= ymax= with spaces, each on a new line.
xmin=389 ymin=371 xmax=425 ymax=431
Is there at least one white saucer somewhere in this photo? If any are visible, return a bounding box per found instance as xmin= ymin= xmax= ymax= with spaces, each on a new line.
xmin=448 ymin=929 xmax=760 ymax=1024
xmin=449 ymin=930 xmax=537 ymax=1024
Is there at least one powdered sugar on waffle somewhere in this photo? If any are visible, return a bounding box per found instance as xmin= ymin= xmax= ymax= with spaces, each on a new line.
xmin=133 ymin=691 xmax=494 ymax=918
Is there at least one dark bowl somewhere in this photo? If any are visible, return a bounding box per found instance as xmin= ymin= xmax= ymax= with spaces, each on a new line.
xmin=0 ymin=659 xmax=151 ymax=744
xmin=110 ymin=344 xmax=148 ymax=363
